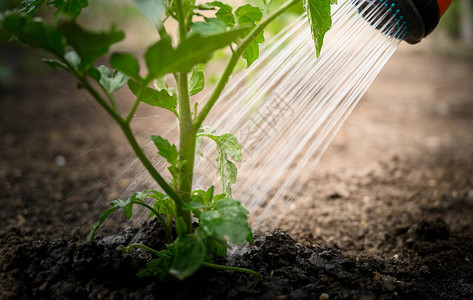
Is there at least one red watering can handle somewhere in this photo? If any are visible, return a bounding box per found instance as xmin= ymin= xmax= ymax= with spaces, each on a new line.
xmin=438 ymin=0 xmax=453 ymax=17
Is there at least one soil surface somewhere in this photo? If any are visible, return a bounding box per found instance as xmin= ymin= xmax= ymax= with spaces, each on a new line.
xmin=1 ymin=39 xmax=473 ymax=299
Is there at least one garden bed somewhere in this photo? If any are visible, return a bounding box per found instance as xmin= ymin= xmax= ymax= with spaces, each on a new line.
xmin=1 ymin=46 xmax=473 ymax=299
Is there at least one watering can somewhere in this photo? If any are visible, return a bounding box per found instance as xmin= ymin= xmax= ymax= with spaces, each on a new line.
xmin=365 ymin=0 xmax=453 ymax=43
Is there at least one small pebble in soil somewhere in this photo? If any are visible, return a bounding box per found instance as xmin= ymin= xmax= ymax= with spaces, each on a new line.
xmin=319 ymin=292 xmax=330 ymax=300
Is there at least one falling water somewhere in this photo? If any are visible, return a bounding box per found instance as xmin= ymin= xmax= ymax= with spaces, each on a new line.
xmin=192 ymin=0 xmax=405 ymax=233
xmin=92 ymin=0 xmax=406 ymax=236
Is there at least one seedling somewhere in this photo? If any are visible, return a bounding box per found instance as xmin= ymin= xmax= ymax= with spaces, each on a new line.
xmin=1 ymin=0 xmax=333 ymax=281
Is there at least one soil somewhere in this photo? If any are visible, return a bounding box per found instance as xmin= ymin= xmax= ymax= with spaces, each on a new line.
xmin=1 ymin=39 xmax=473 ymax=299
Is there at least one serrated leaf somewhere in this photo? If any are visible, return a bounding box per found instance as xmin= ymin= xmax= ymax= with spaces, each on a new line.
xmin=128 ymin=80 xmax=178 ymax=116
xmin=133 ymin=0 xmax=165 ymax=27
xmin=64 ymin=50 xmax=80 ymax=71
xmin=145 ymin=28 xmax=246 ymax=80
xmin=43 ymin=59 xmax=68 ymax=70
xmin=150 ymin=135 xmax=179 ymax=165
xmin=48 ymin=0 xmax=88 ymax=19
xmin=170 ymin=235 xmax=206 ymax=280
xmin=235 ymin=4 xmax=262 ymax=25
xmin=1 ymin=11 xmax=65 ymax=56
xmin=199 ymin=198 xmax=252 ymax=245
xmin=191 ymin=18 xmax=227 ymax=36
xmin=20 ymin=0 xmax=46 ymax=17
xmin=189 ymin=68 xmax=204 ymax=96
xmin=137 ymin=243 xmax=176 ymax=280
xmin=58 ymin=21 xmax=124 ymax=69
xmin=92 ymin=65 xmax=128 ymax=93
xmin=198 ymin=132 xmax=242 ymax=196
xmin=208 ymin=1 xmax=234 ymax=27
xmin=242 ymin=31 xmax=264 ymax=67
xmin=303 ymin=0 xmax=333 ymax=57
xmin=111 ymin=53 xmax=141 ymax=81
xmin=87 ymin=197 xmax=133 ymax=241
xmin=149 ymin=190 xmax=175 ymax=228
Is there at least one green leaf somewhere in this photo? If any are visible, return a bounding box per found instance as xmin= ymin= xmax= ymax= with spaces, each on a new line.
xmin=191 ymin=18 xmax=227 ymax=36
xmin=199 ymin=198 xmax=252 ymax=245
xmin=150 ymin=135 xmax=179 ymax=165
xmin=48 ymin=0 xmax=88 ymax=19
xmin=235 ymin=4 xmax=262 ymax=25
xmin=128 ymin=80 xmax=178 ymax=116
xmin=20 ymin=0 xmax=46 ymax=17
xmin=303 ymin=0 xmax=333 ymax=57
xmin=170 ymin=235 xmax=206 ymax=280
xmin=111 ymin=53 xmax=141 ymax=81
xmin=87 ymin=197 xmax=133 ymax=241
xmin=64 ymin=50 xmax=80 ymax=71
xmin=137 ymin=243 xmax=176 ymax=279
xmin=208 ymin=1 xmax=234 ymax=27
xmin=149 ymin=190 xmax=175 ymax=228
xmin=58 ymin=21 xmax=125 ymax=69
xmin=145 ymin=28 xmax=246 ymax=80
xmin=189 ymin=68 xmax=204 ymax=96
xmin=1 ymin=11 xmax=65 ymax=56
xmin=133 ymin=0 xmax=165 ymax=27
xmin=43 ymin=59 xmax=68 ymax=70
xmin=93 ymin=65 xmax=128 ymax=93
xmin=242 ymin=31 xmax=264 ymax=67
xmin=198 ymin=132 xmax=242 ymax=196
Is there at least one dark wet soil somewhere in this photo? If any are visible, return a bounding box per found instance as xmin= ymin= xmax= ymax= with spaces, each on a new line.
xmin=1 ymin=219 xmax=472 ymax=300
xmin=1 ymin=43 xmax=473 ymax=299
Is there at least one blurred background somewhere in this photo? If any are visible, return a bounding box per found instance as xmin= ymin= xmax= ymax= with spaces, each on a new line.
xmin=1 ymin=0 xmax=472 ymax=255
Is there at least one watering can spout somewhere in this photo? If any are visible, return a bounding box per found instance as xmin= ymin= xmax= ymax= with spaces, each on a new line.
xmin=360 ymin=0 xmax=453 ymax=44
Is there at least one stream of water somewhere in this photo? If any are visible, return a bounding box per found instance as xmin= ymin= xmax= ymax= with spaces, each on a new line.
xmin=93 ymin=0 xmax=406 ymax=236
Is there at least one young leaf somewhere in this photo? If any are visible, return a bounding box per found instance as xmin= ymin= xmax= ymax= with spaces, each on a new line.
xmin=198 ymin=132 xmax=242 ymax=196
xmin=58 ymin=21 xmax=125 ymax=69
xmin=169 ymin=235 xmax=206 ymax=280
xmin=199 ymin=197 xmax=252 ymax=245
xmin=149 ymin=190 xmax=175 ymax=228
xmin=190 ymin=18 xmax=227 ymax=36
xmin=234 ymin=4 xmax=264 ymax=67
xmin=208 ymin=1 xmax=234 ymax=27
xmin=242 ymin=31 xmax=264 ymax=67
xmin=87 ymin=197 xmax=133 ymax=241
xmin=303 ymin=0 xmax=333 ymax=57
xmin=1 ymin=11 xmax=65 ymax=56
xmin=137 ymin=243 xmax=176 ymax=280
xmin=111 ymin=53 xmax=141 ymax=81
xmin=150 ymin=135 xmax=179 ymax=166
xmin=145 ymin=28 xmax=247 ymax=80
xmin=20 ymin=0 xmax=46 ymax=17
xmin=189 ymin=68 xmax=205 ymax=96
xmin=128 ymin=80 xmax=178 ymax=116
xmin=234 ymin=4 xmax=263 ymax=25
xmin=93 ymin=65 xmax=128 ymax=94
xmin=48 ymin=0 xmax=89 ymax=19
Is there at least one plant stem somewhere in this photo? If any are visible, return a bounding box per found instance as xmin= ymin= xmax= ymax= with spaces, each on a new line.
xmin=175 ymin=0 xmax=194 ymax=233
xmin=132 ymin=201 xmax=173 ymax=241
xmin=202 ymin=261 xmax=262 ymax=284
xmin=193 ymin=0 xmax=302 ymax=132
xmin=176 ymin=72 xmax=194 ymax=233
xmin=122 ymin=243 xmax=160 ymax=256
xmin=119 ymin=122 xmax=183 ymax=206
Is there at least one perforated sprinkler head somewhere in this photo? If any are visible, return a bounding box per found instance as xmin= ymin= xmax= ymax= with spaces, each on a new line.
xmin=358 ymin=0 xmax=453 ymax=43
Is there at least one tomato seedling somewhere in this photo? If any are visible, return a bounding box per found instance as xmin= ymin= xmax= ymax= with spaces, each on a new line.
xmin=1 ymin=0 xmax=333 ymax=281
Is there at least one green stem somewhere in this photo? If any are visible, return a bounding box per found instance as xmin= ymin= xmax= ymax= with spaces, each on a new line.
xmin=176 ymin=72 xmax=194 ymax=233
xmin=193 ymin=0 xmax=302 ymax=132
xmin=122 ymin=243 xmax=161 ymax=256
xmin=202 ymin=261 xmax=262 ymax=285
xmin=120 ymin=122 xmax=184 ymax=207
xmin=132 ymin=201 xmax=173 ymax=241
xmin=126 ymin=81 xmax=149 ymax=124
xmin=175 ymin=0 xmax=186 ymax=41
xmin=174 ymin=0 xmax=194 ymax=233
